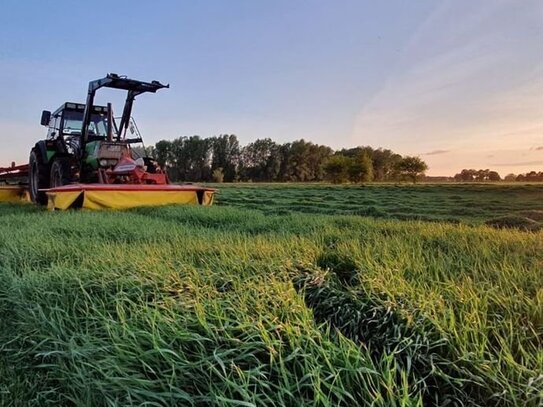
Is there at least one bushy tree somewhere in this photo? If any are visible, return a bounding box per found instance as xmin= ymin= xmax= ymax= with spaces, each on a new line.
xmin=348 ymin=152 xmax=373 ymax=183
xmin=339 ymin=146 xmax=400 ymax=181
xmin=370 ymin=148 xmax=402 ymax=181
xmin=277 ymin=140 xmax=332 ymax=182
xmin=210 ymin=135 xmax=240 ymax=182
xmin=395 ymin=156 xmax=428 ymax=183
xmin=488 ymin=171 xmax=501 ymax=181
xmin=323 ymin=155 xmax=350 ymax=184
xmin=239 ymin=138 xmax=282 ymax=181
xmin=154 ymin=140 xmax=172 ymax=168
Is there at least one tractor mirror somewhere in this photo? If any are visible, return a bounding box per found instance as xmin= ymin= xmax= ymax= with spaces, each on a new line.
xmin=40 ymin=110 xmax=51 ymax=126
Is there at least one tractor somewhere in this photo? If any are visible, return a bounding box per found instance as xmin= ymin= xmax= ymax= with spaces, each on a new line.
xmin=0 ymin=73 xmax=215 ymax=210
xmin=30 ymin=73 xmax=169 ymax=204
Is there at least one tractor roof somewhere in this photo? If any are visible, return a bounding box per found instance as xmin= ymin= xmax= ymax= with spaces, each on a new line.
xmin=52 ymin=103 xmax=108 ymax=117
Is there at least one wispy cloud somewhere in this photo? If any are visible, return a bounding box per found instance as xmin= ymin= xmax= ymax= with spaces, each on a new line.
xmin=424 ymin=149 xmax=450 ymax=155
xmin=491 ymin=160 xmax=543 ymax=167
xmin=351 ymin=1 xmax=543 ymax=176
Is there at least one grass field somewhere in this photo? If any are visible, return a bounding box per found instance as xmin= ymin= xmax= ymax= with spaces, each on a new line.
xmin=0 ymin=184 xmax=542 ymax=406
xmin=215 ymin=183 xmax=543 ymax=225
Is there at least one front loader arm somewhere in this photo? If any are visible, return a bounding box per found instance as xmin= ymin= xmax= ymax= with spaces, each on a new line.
xmin=79 ymin=73 xmax=169 ymax=178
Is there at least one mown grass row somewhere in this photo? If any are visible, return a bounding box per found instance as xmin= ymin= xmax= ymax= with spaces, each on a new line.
xmin=0 ymin=203 xmax=541 ymax=406
xmin=213 ymin=183 xmax=543 ymax=227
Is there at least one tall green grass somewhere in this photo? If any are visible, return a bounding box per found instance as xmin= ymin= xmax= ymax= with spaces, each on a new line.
xmin=0 ymin=202 xmax=541 ymax=406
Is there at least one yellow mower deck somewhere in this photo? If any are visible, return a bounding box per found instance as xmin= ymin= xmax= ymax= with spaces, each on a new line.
xmin=0 ymin=186 xmax=29 ymax=203
xmin=44 ymin=184 xmax=216 ymax=210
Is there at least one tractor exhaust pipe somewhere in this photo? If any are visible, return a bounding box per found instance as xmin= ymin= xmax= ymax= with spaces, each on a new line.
xmin=107 ymin=102 xmax=114 ymax=142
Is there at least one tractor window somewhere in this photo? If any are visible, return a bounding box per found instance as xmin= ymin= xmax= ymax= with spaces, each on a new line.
xmin=62 ymin=110 xmax=108 ymax=137
xmin=47 ymin=115 xmax=60 ymax=139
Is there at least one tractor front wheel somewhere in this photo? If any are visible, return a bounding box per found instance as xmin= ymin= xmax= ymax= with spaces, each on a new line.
xmin=50 ymin=158 xmax=72 ymax=188
xmin=29 ymin=149 xmax=49 ymax=205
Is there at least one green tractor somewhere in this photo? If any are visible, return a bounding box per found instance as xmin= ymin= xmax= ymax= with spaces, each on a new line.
xmin=29 ymin=73 xmax=169 ymax=204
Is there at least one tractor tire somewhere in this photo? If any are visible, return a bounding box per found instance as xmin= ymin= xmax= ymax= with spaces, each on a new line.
xmin=29 ymin=149 xmax=49 ymax=205
xmin=50 ymin=158 xmax=72 ymax=189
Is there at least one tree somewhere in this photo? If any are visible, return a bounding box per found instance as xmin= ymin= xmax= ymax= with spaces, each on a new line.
xmin=454 ymin=169 xmax=476 ymax=181
xmin=504 ymin=173 xmax=517 ymax=182
xmin=154 ymin=140 xmax=172 ymax=169
xmin=524 ymin=171 xmax=543 ymax=182
xmin=184 ymin=136 xmax=212 ymax=181
xmin=339 ymin=146 xmax=401 ymax=181
xmin=348 ymin=152 xmax=373 ymax=183
xmin=454 ymin=169 xmax=501 ymax=182
xmin=159 ymin=136 xmax=213 ymax=182
xmin=371 ymin=148 xmax=402 ymax=181
xmin=307 ymin=143 xmax=333 ymax=181
xmin=273 ymin=140 xmax=333 ymax=182
xmin=239 ymin=138 xmax=282 ymax=181
xmin=488 ymin=171 xmax=501 ymax=181
xmin=323 ymin=155 xmax=350 ymax=184
xmin=279 ymin=140 xmax=312 ymax=181
xmin=210 ymin=134 xmax=240 ymax=182
xmin=395 ymin=156 xmax=428 ymax=183
xmin=475 ymin=169 xmax=490 ymax=181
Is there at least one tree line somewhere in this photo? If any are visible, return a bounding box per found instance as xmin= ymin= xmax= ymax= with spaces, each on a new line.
xmin=453 ymin=169 xmax=501 ymax=181
xmin=453 ymin=169 xmax=543 ymax=182
xmin=504 ymin=171 xmax=543 ymax=182
xmin=147 ymin=135 xmax=429 ymax=183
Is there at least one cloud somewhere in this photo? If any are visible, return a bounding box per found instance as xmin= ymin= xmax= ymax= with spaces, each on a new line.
xmin=424 ymin=149 xmax=450 ymax=155
xmin=491 ymin=160 xmax=543 ymax=167
xmin=352 ymin=0 xmax=543 ymax=163
xmin=534 ymin=146 xmax=543 ymax=151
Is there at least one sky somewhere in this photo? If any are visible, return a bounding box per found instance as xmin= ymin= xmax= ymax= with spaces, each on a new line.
xmin=1 ymin=0 xmax=542 ymax=176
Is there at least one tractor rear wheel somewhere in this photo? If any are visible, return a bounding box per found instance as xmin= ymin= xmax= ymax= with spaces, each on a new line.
xmin=29 ymin=149 xmax=49 ymax=205
xmin=50 ymin=158 xmax=72 ymax=188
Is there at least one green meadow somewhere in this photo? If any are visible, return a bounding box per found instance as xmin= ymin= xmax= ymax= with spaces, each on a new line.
xmin=216 ymin=183 xmax=543 ymax=226
xmin=0 ymin=184 xmax=541 ymax=406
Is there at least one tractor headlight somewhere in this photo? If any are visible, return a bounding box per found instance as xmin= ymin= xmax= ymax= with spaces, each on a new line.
xmin=99 ymin=159 xmax=118 ymax=167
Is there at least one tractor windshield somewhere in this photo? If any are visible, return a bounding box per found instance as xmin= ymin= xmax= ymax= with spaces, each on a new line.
xmin=62 ymin=110 xmax=110 ymax=137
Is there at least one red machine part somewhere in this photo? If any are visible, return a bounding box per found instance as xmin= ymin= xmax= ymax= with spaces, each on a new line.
xmin=97 ymin=156 xmax=168 ymax=185
xmin=0 ymin=163 xmax=29 ymax=180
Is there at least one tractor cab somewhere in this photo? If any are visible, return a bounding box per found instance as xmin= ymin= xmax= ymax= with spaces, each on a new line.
xmin=46 ymin=103 xmax=110 ymax=139
xmin=41 ymin=102 xmax=149 ymax=169
xmin=42 ymin=103 xmax=112 ymax=155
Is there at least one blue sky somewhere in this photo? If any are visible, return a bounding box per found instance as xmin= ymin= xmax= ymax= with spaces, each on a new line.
xmin=1 ymin=0 xmax=542 ymax=175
